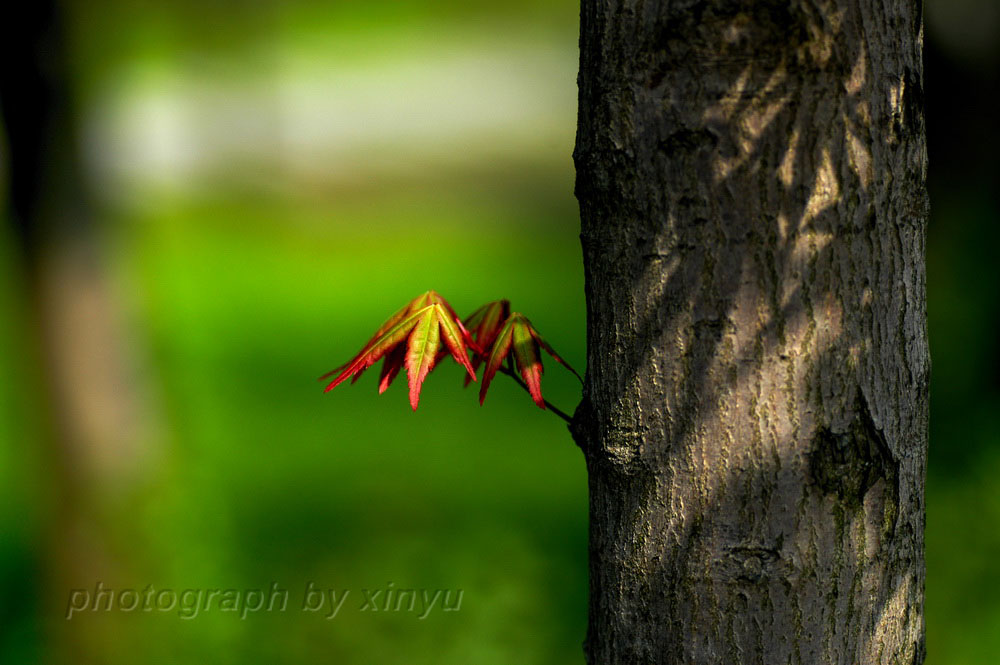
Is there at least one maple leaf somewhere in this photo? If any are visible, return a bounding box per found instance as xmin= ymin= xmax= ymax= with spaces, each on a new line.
xmin=321 ymin=291 xmax=477 ymax=410
xmin=461 ymin=299 xmax=510 ymax=386
xmin=478 ymin=312 xmax=582 ymax=409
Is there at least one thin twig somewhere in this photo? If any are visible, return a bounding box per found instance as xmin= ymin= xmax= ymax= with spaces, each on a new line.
xmin=497 ymin=365 xmax=574 ymax=424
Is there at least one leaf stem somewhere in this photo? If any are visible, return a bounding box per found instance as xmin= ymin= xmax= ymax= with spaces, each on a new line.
xmin=497 ymin=365 xmax=574 ymax=424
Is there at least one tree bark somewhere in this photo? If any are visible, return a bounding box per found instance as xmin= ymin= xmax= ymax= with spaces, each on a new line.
xmin=571 ymin=1 xmax=928 ymax=663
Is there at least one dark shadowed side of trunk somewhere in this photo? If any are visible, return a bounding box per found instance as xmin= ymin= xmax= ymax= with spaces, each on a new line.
xmin=571 ymin=0 xmax=928 ymax=663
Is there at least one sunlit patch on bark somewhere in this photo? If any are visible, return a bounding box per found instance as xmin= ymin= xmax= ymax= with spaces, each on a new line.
xmin=845 ymin=121 xmax=873 ymax=190
xmin=802 ymin=148 xmax=840 ymax=227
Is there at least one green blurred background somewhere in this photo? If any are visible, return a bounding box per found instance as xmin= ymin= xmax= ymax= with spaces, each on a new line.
xmin=0 ymin=1 xmax=996 ymax=663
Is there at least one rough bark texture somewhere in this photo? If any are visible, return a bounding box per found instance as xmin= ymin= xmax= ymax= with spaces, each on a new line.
xmin=571 ymin=1 xmax=928 ymax=663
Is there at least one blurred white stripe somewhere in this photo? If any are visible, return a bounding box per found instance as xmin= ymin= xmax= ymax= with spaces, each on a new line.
xmin=84 ymin=34 xmax=578 ymax=203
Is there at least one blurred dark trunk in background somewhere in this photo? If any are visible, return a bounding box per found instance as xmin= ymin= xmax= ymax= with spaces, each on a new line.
xmin=1 ymin=2 xmax=156 ymax=662
xmin=923 ymin=7 xmax=1000 ymax=477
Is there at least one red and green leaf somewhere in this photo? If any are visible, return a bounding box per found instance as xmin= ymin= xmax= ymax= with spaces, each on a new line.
xmin=478 ymin=315 xmax=516 ymax=406
xmin=462 ymin=299 xmax=510 ymax=385
xmin=405 ymin=306 xmax=440 ymax=410
xmin=437 ymin=304 xmax=477 ymax=379
xmin=476 ymin=311 xmax=581 ymax=410
xmin=511 ymin=315 xmax=545 ymax=408
xmin=527 ymin=322 xmax=583 ymax=383
xmin=428 ymin=292 xmax=464 ymax=330
xmin=319 ymin=298 xmax=420 ymax=382
xmin=321 ymin=291 xmax=477 ymax=411
xmin=323 ymin=305 xmax=430 ymax=392
xmin=464 ymin=300 xmax=511 ymax=352
xmin=377 ymin=344 xmax=406 ymax=394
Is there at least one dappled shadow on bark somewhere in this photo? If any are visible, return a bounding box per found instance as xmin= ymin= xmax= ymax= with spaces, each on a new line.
xmin=573 ymin=0 xmax=928 ymax=662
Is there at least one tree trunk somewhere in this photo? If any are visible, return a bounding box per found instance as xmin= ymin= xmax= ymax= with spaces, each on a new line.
xmin=2 ymin=5 xmax=161 ymax=662
xmin=571 ymin=1 xmax=928 ymax=663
